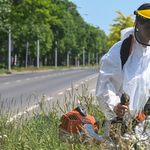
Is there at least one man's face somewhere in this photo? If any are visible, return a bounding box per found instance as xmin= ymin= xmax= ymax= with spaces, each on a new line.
xmin=137 ymin=22 xmax=150 ymax=44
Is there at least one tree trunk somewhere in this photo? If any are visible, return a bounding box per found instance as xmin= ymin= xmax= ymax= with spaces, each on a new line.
xmin=47 ymin=52 xmax=50 ymax=66
xmin=34 ymin=57 xmax=37 ymax=66
xmin=42 ymin=55 xmax=45 ymax=66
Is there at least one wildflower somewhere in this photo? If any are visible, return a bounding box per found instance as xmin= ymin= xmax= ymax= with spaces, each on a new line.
xmin=69 ymin=136 xmax=73 ymax=139
xmin=24 ymin=110 xmax=29 ymax=114
xmin=75 ymin=88 xmax=78 ymax=90
xmin=3 ymin=135 xmax=7 ymax=138
xmin=33 ymin=92 xmax=35 ymax=95
xmin=0 ymin=136 xmax=2 ymax=138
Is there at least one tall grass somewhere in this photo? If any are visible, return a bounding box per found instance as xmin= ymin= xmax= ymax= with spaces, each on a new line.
xmin=0 ymin=66 xmax=72 ymax=74
xmin=0 ymin=84 xmax=149 ymax=149
xmin=0 ymin=64 xmax=99 ymax=75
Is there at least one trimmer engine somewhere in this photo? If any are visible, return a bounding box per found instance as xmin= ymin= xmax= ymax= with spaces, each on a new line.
xmin=59 ymin=106 xmax=103 ymax=143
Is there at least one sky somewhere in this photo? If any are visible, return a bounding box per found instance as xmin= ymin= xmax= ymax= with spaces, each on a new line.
xmin=69 ymin=0 xmax=150 ymax=35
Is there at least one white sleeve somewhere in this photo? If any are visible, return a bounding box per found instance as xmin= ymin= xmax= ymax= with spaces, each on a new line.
xmin=96 ymin=41 xmax=123 ymax=120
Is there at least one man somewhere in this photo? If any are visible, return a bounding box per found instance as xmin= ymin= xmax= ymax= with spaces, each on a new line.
xmin=96 ymin=3 xmax=150 ymax=139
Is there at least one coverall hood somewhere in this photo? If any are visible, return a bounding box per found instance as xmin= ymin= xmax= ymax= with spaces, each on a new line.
xmin=121 ymin=27 xmax=134 ymax=41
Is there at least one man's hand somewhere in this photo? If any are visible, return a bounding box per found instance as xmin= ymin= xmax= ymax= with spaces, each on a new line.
xmin=114 ymin=103 xmax=128 ymax=118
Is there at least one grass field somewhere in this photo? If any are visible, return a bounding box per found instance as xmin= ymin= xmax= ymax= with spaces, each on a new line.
xmin=0 ymin=80 xmax=149 ymax=149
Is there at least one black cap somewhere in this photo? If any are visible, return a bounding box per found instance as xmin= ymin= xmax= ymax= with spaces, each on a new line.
xmin=134 ymin=3 xmax=150 ymax=24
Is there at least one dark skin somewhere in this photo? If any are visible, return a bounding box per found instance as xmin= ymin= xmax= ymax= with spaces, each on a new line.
xmin=114 ymin=103 xmax=128 ymax=118
xmin=136 ymin=21 xmax=150 ymax=46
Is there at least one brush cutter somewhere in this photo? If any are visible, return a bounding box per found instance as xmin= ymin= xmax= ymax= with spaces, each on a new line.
xmin=58 ymin=106 xmax=134 ymax=149
xmin=58 ymin=106 xmax=106 ymax=145
xmin=58 ymin=94 xmax=150 ymax=147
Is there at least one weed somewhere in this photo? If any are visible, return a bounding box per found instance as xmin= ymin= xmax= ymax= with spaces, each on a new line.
xmin=0 ymin=85 xmax=150 ymax=149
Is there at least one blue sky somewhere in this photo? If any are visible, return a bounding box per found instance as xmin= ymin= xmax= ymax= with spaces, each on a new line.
xmin=69 ymin=0 xmax=150 ymax=35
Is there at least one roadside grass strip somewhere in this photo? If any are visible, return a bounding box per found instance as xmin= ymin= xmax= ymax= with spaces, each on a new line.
xmin=0 ymin=84 xmax=150 ymax=149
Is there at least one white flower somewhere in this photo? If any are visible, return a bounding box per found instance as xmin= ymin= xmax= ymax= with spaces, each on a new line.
xmin=3 ymin=135 xmax=7 ymax=138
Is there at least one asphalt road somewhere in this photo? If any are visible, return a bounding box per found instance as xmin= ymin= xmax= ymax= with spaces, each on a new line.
xmin=0 ymin=67 xmax=99 ymax=115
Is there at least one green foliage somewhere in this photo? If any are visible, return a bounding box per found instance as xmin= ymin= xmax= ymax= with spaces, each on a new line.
xmin=10 ymin=0 xmax=61 ymax=61
xmin=0 ymin=0 xmax=109 ymax=68
xmin=0 ymin=0 xmax=11 ymax=35
xmin=108 ymin=11 xmax=134 ymax=48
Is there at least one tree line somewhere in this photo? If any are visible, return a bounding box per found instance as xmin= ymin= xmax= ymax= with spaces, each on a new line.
xmin=0 ymin=0 xmax=109 ymax=68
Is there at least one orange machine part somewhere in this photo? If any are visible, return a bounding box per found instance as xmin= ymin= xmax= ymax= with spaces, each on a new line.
xmin=135 ymin=111 xmax=146 ymax=123
xmin=59 ymin=109 xmax=97 ymax=133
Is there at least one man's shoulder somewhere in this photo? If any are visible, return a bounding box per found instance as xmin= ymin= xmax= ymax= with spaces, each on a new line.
xmin=101 ymin=41 xmax=123 ymax=61
xmin=108 ymin=41 xmax=123 ymax=55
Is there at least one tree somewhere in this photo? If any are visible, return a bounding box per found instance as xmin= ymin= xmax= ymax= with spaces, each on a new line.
xmin=0 ymin=0 xmax=11 ymax=68
xmin=0 ymin=0 xmax=109 ymax=68
xmin=9 ymin=0 xmax=61 ymax=67
xmin=108 ymin=11 xmax=134 ymax=48
xmin=0 ymin=0 xmax=11 ymax=36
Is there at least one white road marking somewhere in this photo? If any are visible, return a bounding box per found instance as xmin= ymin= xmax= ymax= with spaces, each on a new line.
xmin=47 ymin=97 xmax=53 ymax=101
xmin=91 ymin=89 xmax=96 ymax=92
xmin=7 ymin=104 xmax=39 ymax=123
xmin=67 ymin=88 xmax=72 ymax=91
xmin=58 ymin=92 xmax=64 ymax=95
xmin=35 ymin=77 xmax=38 ymax=79
xmin=48 ymin=75 xmax=51 ymax=76
xmin=5 ymin=71 xmax=98 ymax=123
xmin=42 ymin=76 xmax=45 ymax=77
xmin=5 ymin=82 xmax=10 ymax=85
xmin=25 ymin=104 xmax=39 ymax=112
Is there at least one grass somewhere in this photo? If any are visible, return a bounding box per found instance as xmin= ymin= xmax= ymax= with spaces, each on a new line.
xmin=0 ymin=84 xmax=150 ymax=149
xmin=0 ymin=84 xmax=105 ymax=150
xmin=0 ymin=64 xmax=99 ymax=75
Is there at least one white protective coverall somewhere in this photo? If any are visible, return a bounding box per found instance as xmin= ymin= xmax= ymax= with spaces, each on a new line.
xmin=96 ymin=27 xmax=150 ymax=121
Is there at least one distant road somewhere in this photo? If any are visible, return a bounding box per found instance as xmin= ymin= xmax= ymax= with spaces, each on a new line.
xmin=0 ymin=67 xmax=99 ymax=114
